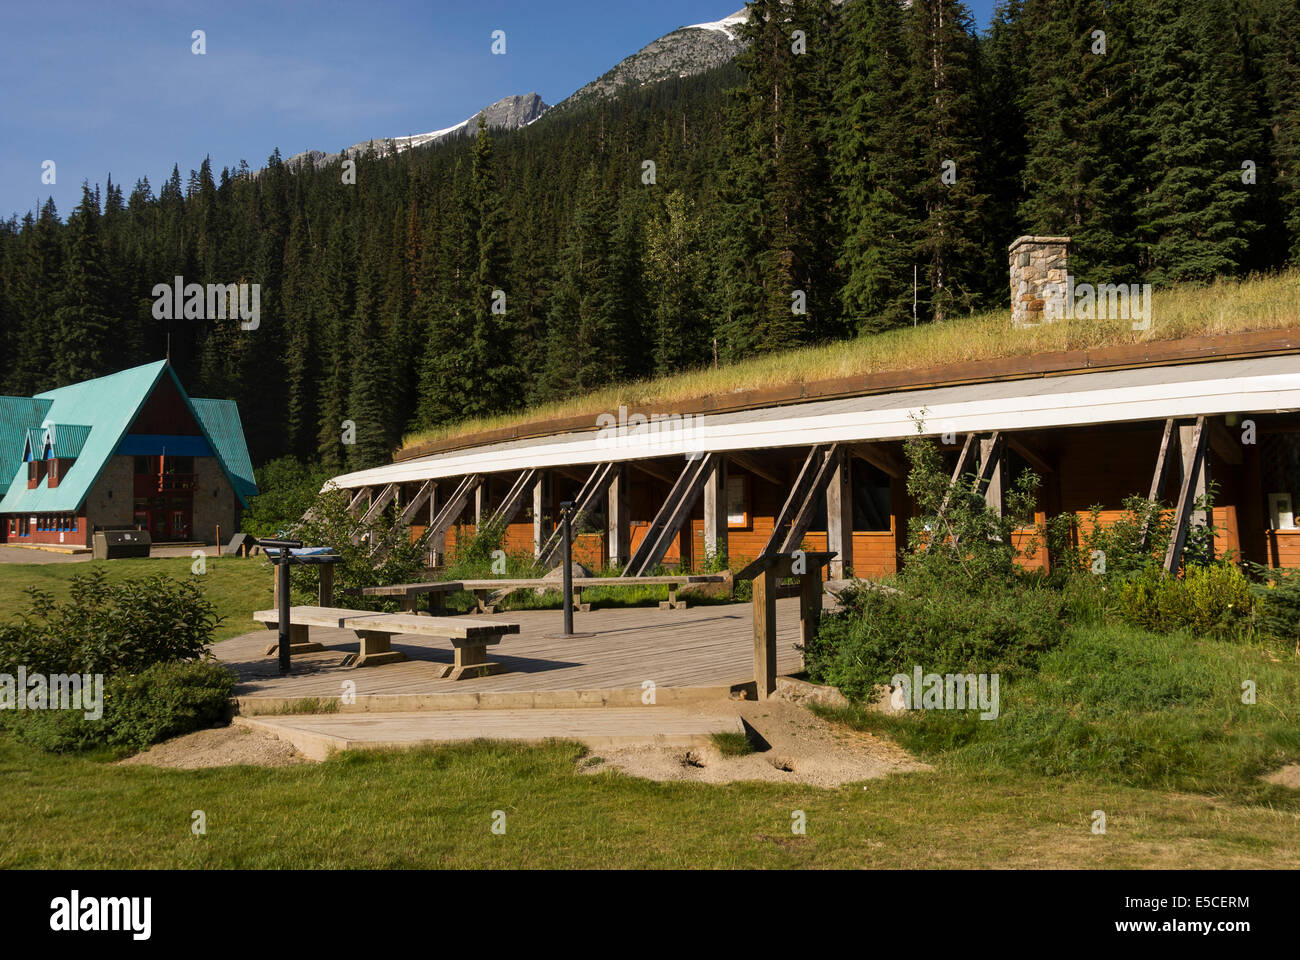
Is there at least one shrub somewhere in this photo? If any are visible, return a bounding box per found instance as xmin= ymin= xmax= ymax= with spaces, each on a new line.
xmin=241 ymin=457 xmax=331 ymax=540
xmin=1247 ymin=562 xmax=1300 ymax=651
xmin=805 ymin=577 xmax=1067 ymax=701
xmin=0 ymin=569 xmax=230 ymax=753
xmin=2 ymin=661 xmax=235 ymax=754
xmin=283 ymin=484 xmax=431 ymax=607
xmin=1116 ymin=563 xmax=1254 ymax=640
xmin=104 ymin=661 xmax=235 ymax=751
xmin=0 ymin=569 xmax=220 ymax=676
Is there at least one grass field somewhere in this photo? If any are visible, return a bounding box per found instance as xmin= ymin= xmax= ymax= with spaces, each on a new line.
xmin=401 ymin=268 xmax=1300 ymax=452
xmin=0 ymin=556 xmax=271 ymax=643
xmin=0 ymin=736 xmax=1297 ymax=869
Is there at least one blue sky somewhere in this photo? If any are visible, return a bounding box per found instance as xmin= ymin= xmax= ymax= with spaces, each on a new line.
xmin=0 ymin=0 xmax=999 ymax=221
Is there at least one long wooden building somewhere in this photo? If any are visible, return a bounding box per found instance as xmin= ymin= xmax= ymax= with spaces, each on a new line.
xmin=326 ymin=330 xmax=1300 ymax=578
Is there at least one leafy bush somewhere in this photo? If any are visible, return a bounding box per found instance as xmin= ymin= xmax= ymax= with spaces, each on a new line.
xmin=1116 ymin=563 xmax=1255 ymax=640
xmin=818 ymin=621 xmax=1300 ymax=806
xmin=0 ymin=569 xmax=231 ymax=753
xmin=0 ymin=569 xmax=220 ymax=676
xmin=805 ymin=577 xmax=1067 ymax=700
xmin=283 ymin=484 xmax=431 ymax=607
xmin=102 ymin=661 xmax=235 ymax=751
xmin=1247 ymin=562 xmax=1300 ymax=651
xmin=2 ymin=661 xmax=235 ymax=754
xmin=241 ymin=457 xmax=330 ymax=540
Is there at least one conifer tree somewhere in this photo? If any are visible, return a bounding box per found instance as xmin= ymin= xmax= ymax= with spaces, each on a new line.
xmin=53 ymin=184 xmax=114 ymax=383
xmin=829 ymin=0 xmax=921 ymax=332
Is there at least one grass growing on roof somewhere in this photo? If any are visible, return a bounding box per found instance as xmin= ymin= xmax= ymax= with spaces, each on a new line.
xmin=401 ymin=269 xmax=1300 ymax=453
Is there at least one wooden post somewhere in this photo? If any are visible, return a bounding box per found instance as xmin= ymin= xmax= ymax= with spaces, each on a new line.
xmin=533 ymin=472 xmax=546 ymax=561
xmin=702 ymin=456 xmax=728 ymax=564
xmin=752 ymin=568 xmax=778 ymax=699
xmin=980 ymin=434 xmax=1007 ymax=516
xmin=607 ymin=464 xmax=630 ymax=568
xmin=427 ymin=482 xmax=441 ymax=566
xmin=474 ymin=481 xmax=485 ymax=528
xmin=1164 ymin=417 xmax=1209 ymax=573
xmin=318 ymin=563 xmax=334 ymax=606
xmin=1180 ymin=420 xmax=1210 ymax=552
xmin=799 ymin=568 xmax=822 ymax=651
xmin=826 ymin=447 xmax=853 ymax=579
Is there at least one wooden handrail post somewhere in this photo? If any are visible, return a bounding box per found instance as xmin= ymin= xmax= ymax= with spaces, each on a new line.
xmin=752 ymin=568 xmax=777 ymax=699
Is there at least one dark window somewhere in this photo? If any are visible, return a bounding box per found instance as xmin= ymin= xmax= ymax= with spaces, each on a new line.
xmin=134 ymin=457 xmax=152 ymax=475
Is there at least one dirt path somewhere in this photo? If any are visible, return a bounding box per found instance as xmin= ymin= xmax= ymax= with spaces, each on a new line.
xmin=580 ymin=698 xmax=927 ymax=788
xmin=117 ymin=724 xmax=307 ymax=768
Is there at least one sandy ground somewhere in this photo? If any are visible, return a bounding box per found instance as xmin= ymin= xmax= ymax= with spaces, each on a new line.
xmin=117 ymin=724 xmax=307 ymax=768
xmin=115 ymin=682 xmax=924 ymax=787
xmin=579 ymin=697 xmax=927 ymax=788
xmin=0 ymin=544 xmax=211 ymax=564
xmin=1263 ymin=763 xmax=1300 ymax=789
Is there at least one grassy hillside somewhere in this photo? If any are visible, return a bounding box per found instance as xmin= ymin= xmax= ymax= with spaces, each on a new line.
xmin=0 ymin=556 xmax=271 ymax=644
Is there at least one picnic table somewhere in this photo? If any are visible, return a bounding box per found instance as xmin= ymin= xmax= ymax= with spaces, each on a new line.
xmin=362 ymin=574 xmax=730 ymax=615
xmin=252 ymin=605 xmax=520 ymax=678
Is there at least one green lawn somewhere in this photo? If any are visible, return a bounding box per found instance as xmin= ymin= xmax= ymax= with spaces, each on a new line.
xmin=0 ymin=735 xmax=1296 ymax=869
xmin=0 ymin=556 xmax=271 ymax=643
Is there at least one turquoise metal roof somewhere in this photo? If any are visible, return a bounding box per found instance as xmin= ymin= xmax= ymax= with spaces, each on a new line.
xmin=188 ymin=398 xmax=258 ymax=506
xmin=23 ymin=427 xmax=46 ymax=460
xmin=0 ymin=397 xmax=52 ymax=495
xmin=49 ymin=424 xmax=92 ymax=459
xmin=0 ymin=361 xmax=167 ymax=513
xmin=0 ymin=362 xmax=259 ymax=513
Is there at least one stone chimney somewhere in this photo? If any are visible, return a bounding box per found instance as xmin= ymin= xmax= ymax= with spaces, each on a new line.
xmin=1009 ymin=236 xmax=1070 ymax=327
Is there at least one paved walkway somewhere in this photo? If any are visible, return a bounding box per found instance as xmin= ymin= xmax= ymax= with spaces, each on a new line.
xmin=218 ymin=597 xmax=812 ymax=710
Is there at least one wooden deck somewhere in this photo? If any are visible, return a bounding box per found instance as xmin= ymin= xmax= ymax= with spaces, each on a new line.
xmin=217 ymin=598 xmax=810 ymax=707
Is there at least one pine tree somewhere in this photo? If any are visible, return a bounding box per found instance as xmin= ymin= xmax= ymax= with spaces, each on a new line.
xmin=52 ymin=184 xmax=114 ymax=383
xmin=644 ymin=189 xmax=710 ymax=373
xmin=539 ymin=166 xmax=620 ymax=399
xmin=829 ymin=0 xmax=921 ymax=332
xmin=907 ymin=0 xmax=991 ymax=320
xmin=1132 ymin=0 xmax=1257 ymax=281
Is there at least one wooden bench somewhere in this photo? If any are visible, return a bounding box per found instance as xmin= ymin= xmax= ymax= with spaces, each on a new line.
xmin=252 ymin=606 xmax=520 ymax=678
xmin=365 ymin=575 xmax=729 ymax=615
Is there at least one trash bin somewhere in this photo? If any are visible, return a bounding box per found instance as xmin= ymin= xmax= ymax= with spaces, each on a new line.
xmin=92 ymin=529 xmax=152 ymax=560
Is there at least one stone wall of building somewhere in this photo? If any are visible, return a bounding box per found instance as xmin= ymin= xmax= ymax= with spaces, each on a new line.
xmin=192 ymin=456 xmax=239 ymax=545
xmin=1009 ymin=235 xmax=1070 ymax=327
xmin=83 ymin=456 xmax=135 ymax=541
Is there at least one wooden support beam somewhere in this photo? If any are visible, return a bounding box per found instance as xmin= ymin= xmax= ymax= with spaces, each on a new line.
xmin=849 ymin=443 xmax=907 ymax=479
xmin=427 ymin=482 xmax=440 ymax=565
xmin=346 ymin=486 xmax=371 ymax=518
xmin=631 ymin=458 xmax=681 ymax=485
xmin=938 ymin=434 xmax=977 ymax=517
xmin=1164 ymin=417 xmax=1208 ymax=573
xmin=1208 ymin=417 xmax=1243 ymax=466
xmin=1138 ymin=419 xmax=1176 ymax=551
xmin=728 ymin=451 xmax=784 ymax=487
xmin=1180 ymin=419 xmax=1211 ymax=557
xmin=481 ymin=469 xmax=539 ymax=533
xmin=826 ymin=446 xmax=853 ymax=578
xmin=763 ymin=444 xmax=841 ymax=556
xmin=532 ymin=472 xmax=545 ymax=560
xmin=979 ymin=433 xmax=1006 ymax=516
xmin=702 ymin=457 xmax=728 ymax=562
xmin=537 ymin=462 xmax=615 ymax=567
xmin=426 ymin=474 xmax=482 ymax=554
xmin=1006 ymin=436 xmax=1054 ymax=475
xmin=607 ymin=464 xmax=630 ymax=568
xmin=623 ymin=454 xmax=720 ymax=577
